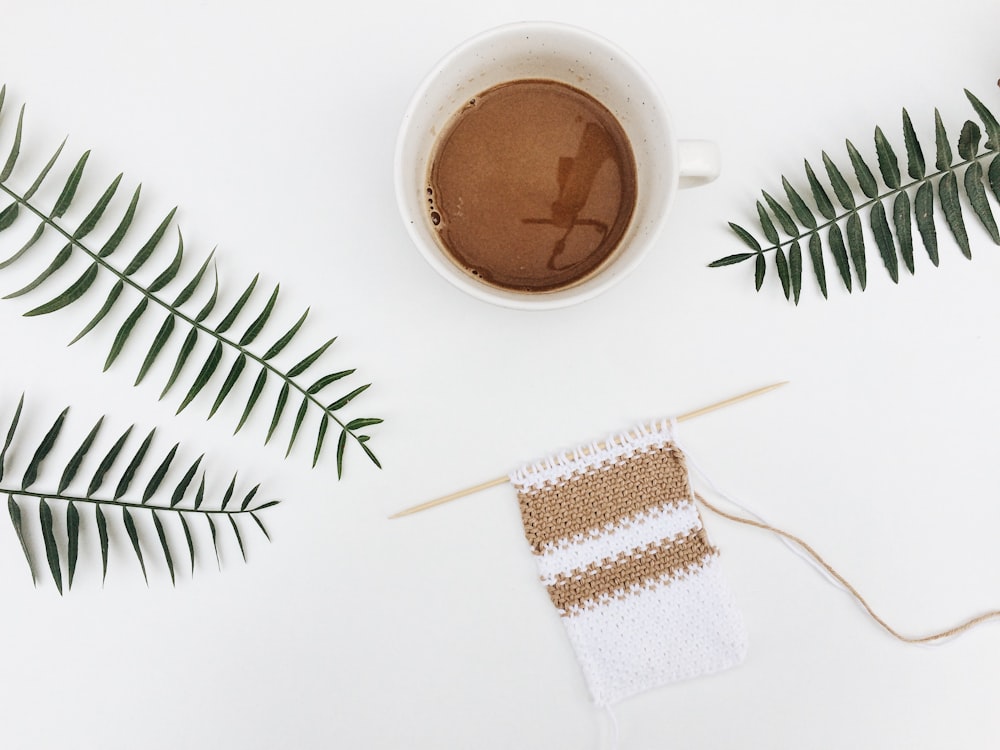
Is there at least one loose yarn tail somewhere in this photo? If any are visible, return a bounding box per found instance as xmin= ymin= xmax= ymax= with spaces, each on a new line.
xmin=673 ymin=423 xmax=1000 ymax=645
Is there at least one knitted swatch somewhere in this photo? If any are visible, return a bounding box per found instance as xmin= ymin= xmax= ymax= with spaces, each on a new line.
xmin=509 ymin=421 xmax=747 ymax=706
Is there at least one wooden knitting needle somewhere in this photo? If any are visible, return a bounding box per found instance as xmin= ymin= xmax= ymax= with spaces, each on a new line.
xmin=388 ymin=381 xmax=788 ymax=519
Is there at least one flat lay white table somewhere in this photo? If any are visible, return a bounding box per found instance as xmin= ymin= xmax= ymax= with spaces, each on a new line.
xmin=2 ymin=1 xmax=1000 ymax=748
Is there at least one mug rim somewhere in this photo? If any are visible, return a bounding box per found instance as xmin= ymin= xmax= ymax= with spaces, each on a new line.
xmin=394 ymin=20 xmax=679 ymax=310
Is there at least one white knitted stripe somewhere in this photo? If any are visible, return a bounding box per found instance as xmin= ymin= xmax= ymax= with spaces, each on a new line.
xmin=510 ymin=420 xmax=675 ymax=493
xmin=535 ymin=501 xmax=703 ymax=584
xmin=561 ymin=555 xmax=748 ymax=705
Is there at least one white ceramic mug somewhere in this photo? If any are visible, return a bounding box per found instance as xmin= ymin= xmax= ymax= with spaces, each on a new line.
xmin=394 ymin=21 xmax=720 ymax=310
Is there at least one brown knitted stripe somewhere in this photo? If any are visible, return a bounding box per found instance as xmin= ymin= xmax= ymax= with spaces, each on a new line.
xmin=516 ymin=444 xmax=691 ymax=552
xmin=546 ymin=528 xmax=715 ymax=615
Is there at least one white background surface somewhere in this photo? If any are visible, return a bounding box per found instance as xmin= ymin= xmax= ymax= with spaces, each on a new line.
xmin=2 ymin=1 xmax=999 ymax=748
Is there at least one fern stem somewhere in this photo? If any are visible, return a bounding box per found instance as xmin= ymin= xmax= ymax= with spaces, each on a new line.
xmin=756 ymin=150 xmax=994 ymax=254
xmin=0 ymin=181 xmax=368 ymax=454
xmin=2 ymin=484 xmax=267 ymax=514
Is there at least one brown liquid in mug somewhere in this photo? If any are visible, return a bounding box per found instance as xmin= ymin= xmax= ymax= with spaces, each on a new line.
xmin=427 ymin=79 xmax=637 ymax=293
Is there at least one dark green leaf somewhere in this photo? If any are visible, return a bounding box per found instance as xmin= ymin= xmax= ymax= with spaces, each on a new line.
xmin=194 ymin=266 xmax=219 ymax=323
xmin=215 ymin=274 xmax=259 ymax=334
xmin=958 ymin=120 xmax=981 ymax=162
xmin=240 ymin=484 xmax=260 ymax=512
xmin=221 ymin=474 xmax=237 ymax=511
xmin=870 ymin=200 xmax=898 ymax=283
xmin=845 ymin=139 xmax=878 ymax=199
xmin=901 ymin=109 xmax=925 ymax=180
xmin=313 ymin=416 xmax=329 ymax=467
xmin=287 ymin=338 xmax=336 ymax=378
xmin=0 ymin=202 xmax=18 ymax=233
xmin=782 ymin=177 xmax=816 ymax=229
xmin=822 ymin=151 xmax=856 ymax=210
xmin=846 ymin=213 xmax=866 ymax=290
xmin=58 ymin=416 xmax=103 ymax=494
xmin=0 ymin=104 xmax=25 ymax=181
xmin=754 ymin=201 xmax=779 ymax=245
xmin=122 ymin=507 xmax=147 ymax=584
xmin=345 ymin=417 xmax=383 ymax=430
xmin=775 ymin=247 xmax=790 ymax=300
xmin=66 ymin=501 xmax=79 ymax=590
xmin=135 ymin=314 xmax=176 ymax=386
xmin=874 ymin=127 xmax=901 ymax=189
xmin=194 ymin=475 xmax=206 ymax=510
xmin=170 ymin=455 xmax=203 ymax=508
xmin=103 ymin=297 xmax=149 ymax=371
xmin=99 ymin=186 xmax=141 ymax=258
xmin=175 ymin=340 xmax=223 ymax=414
xmin=142 ymin=443 xmax=178 ymax=503
xmin=147 ymin=230 xmax=183 ymax=293
xmin=728 ymin=222 xmax=761 ymax=252
xmin=87 ymin=426 xmax=133 ymax=497
xmin=964 ymin=162 xmax=1000 ymax=243
xmin=171 ymin=249 xmax=214 ymax=307
xmin=914 ymin=181 xmax=939 ymax=265
xmin=23 ymin=263 xmax=98 ymax=317
xmin=754 ymin=253 xmax=765 ymax=291
xmin=359 ymin=440 xmax=381 ymax=470
xmin=208 ymin=353 xmax=246 ymax=419
xmin=808 ymin=233 xmax=827 ymax=299
xmin=991 ymin=155 xmax=1000 ymax=203
xmin=123 ymin=208 xmax=177 ymax=276
xmin=229 ymin=516 xmax=246 ymax=563
xmin=250 ymin=511 xmax=270 ymax=541
xmin=934 ymin=109 xmax=952 ymax=172
xmin=307 ymin=370 xmax=355 ymax=394
xmin=965 ymin=89 xmax=1000 ymax=150
xmin=8 ymin=495 xmax=36 ymax=585
xmin=789 ymin=240 xmax=802 ymax=305
xmin=51 ymin=151 xmax=90 ymax=218
xmin=762 ymin=190 xmax=798 ymax=236
xmin=262 ymin=308 xmax=309 ymax=360
xmin=39 ymin=499 xmax=63 ymax=594
xmin=336 ymin=430 xmax=348 ymax=479
xmin=803 ymin=160 xmax=836 ymax=221
xmin=266 ymin=382 xmax=290 ymax=444
xmin=160 ymin=328 xmax=197 ymax=400
xmin=22 ymin=407 xmax=68 ymax=490
xmin=239 ymin=284 xmax=279 ymax=346
xmin=708 ymin=252 xmax=755 ymax=267
xmin=234 ymin=368 xmax=267 ymax=435
xmin=0 ymin=393 xmax=24 ymax=483
xmin=207 ymin=515 xmax=221 ymax=570
xmin=0 ymin=221 xmax=44 ymax=269
xmin=893 ymin=192 xmax=915 ymax=275
xmin=151 ymin=510 xmax=174 ymax=586
xmin=3 ymin=242 xmax=72 ymax=299
xmin=96 ymin=504 xmax=108 ymax=584
xmin=73 ymin=173 xmax=122 ymax=240
xmin=939 ymin=171 xmax=970 ymax=258
xmin=285 ymin=396 xmax=309 ymax=457
xmin=23 ymin=138 xmax=66 ymax=202
xmin=69 ymin=278 xmax=123 ymax=345
xmin=327 ymin=383 xmax=371 ymax=411
xmin=114 ymin=428 xmax=156 ymax=501
xmin=180 ymin=513 xmax=195 ymax=576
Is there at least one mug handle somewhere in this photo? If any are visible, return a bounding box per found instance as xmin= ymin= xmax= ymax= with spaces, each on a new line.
xmin=677 ymin=140 xmax=721 ymax=189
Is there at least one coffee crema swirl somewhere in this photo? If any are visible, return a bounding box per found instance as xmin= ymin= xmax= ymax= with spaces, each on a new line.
xmin=427 ymin=79 xmax=638 ymax=293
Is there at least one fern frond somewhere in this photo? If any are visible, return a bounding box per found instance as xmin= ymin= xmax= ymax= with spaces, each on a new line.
xmin=0 ymin=87 xmax=380 ymax=471
xmin=713 ymin=86 xmax=1000 ymax=301
xmin=0 ymin=396 xmax=277 ymax=591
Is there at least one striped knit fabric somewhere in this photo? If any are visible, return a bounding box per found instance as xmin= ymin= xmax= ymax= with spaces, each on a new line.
xmin=509 ymin=421 xmax=747 ymax=706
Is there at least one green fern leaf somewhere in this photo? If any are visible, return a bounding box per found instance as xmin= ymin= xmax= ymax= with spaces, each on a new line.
xmin=285 ymin=396 xmax=309 ymax=456
xmin=123 ymin=208 xmax=176 ymax=276
xmin=58 ymin=416 xmax=103 ymax=494
xmin=892 ymin=192 xmax=915 ymax=275
xmin=938 ymin=171 xmax=970 ymax=258
xmin=0 ymin=222 xmax=43 ymax=269
xmin=170 ymin=455 xmax=203 ymax=508
xmin=147 ymin=230 xmax=183 ymax=293
xmin=73 ymin=173 xmax=122 ymax=240
xmin=95 ymin=504 xmax=108 ymax=584
xmin=874 ymin=127 xmax=901 ymax=189
xmin=159 ymin=328 xmax=198 ymax=399
xmin=171 ymin=249 xmax=214 ymax=307
xmin=762 ymin=191 xmax=797 ymax=236
xmin=122 ymin=506 xmax=147 ymax=584
xmin=0 ymin=104 xmax=24 ymax=181
xmin=238 ymin=284 xmax=279 ymax=346
xmin=0 ymin=202 xmax=18 ymax=233
xmin=234 ymin=368 xmax=267 ymax=435
xmin=262 ymin=308 xmax=309 ymax=360
xmin=789 ymin=240 xmax=802 ymax=304
xmin=142 ymin=443 xmax=178 ymax=503
xmin=808 ymin=233 xmax=827 ymax=298
xmin=208 ymin=353 xmax=246 ymax=419
xmin=266 ymin=382 xmax=290 ymax=444
xmin=914 ymin=181 xmax=939 ymax=265
xmin=828 ymin=223 xmax=852 ymax=291
xmin=69 ymin=279 xmax=124 ymax=345
xmin=782 ymin=177 xmax=816 ymax=229
xmin=151 ymin=510 xmax=175 ymax=586
xmin=901 ymin=108 xmax=925 ymax=179
xmin=51 ymin=151 xmax=89 ymax=219
xmin=8 ymin=494 xmax=35 ymax=584
xmin=803 ymin=160 xmax=836 ymax=221
xmin=754 ymin=253 xmax=765 ymax=291
xmin=964 ymin=89 xmax=1000 ymax=150
xmin=823 ymin=151 xmax=856 ymax=210
xmin=180 ymin=513 xmax=195 ymax=576
xmin=313 ymin=416 xmax=330 ymax=468
xmin=287 ymin=338 xmax=336 ymax=378
xmin=176 ymin=340 xmax=223 ymax=414
xmin=775 ymin=247 xmax=790 ymax=299
xmin=934 ymin=109 xmax=952 ymax=171
xmin=846 ymin=213 xmax=867 ymax=290
xmin=114 ymin=428 xmax=156 ymax=501
xmin=22 ymin=407 xmax=68 ymax=490
xmin=307 ymin=370 xmax=355 ymax=394
xmin=39 ymin=499 xmax=63 ymax=594
xmin=99 ymin=186 xmax=141 ymax=258
xmin=104 ymin=298 xmax=149 ymax=371
xmin=23 ymin=263 xmax=99 ymax=317
xmin=989 ymin=155 xmax=1000 ymax=202
xmin=135 ymin=314 xmax=176 ymax=386
xmin=216 ymin=274 xmax=258 ymax=334
xmin=958 ymin=120 xmax=981 ymax=161
xmin=846 ymin=140 xmax=879 ymax=199
xmin=0 ymin=394 xmax=23 ymax=483
xmin=87 ymin=426 xmax=133 ymax=498
xmin=756 ymin=202 xmax=780 ymax=243
xmin=870 ymin=200 xmax=899 ymax=283
xmin=66 ymin=501 xmax=80 ymax=590
xmin=3 ymin=242 xmax=72 ymax=299
xmin=23 ymin=138 xmax=65 ymax=202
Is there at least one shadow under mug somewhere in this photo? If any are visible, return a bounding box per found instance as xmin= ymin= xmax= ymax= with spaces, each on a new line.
xmin=394 ymin=21 xmax=720 ymax=310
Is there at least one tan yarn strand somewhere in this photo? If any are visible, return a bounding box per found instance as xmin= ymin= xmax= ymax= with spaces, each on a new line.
xmin=694 ymin=493 xmax=1000 ymax=644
